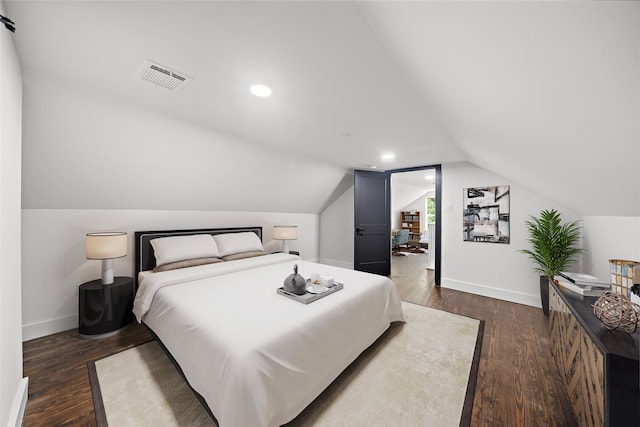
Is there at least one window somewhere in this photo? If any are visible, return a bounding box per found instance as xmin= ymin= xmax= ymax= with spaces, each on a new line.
xmin=425 ymin=197 xmax=436 ymax=227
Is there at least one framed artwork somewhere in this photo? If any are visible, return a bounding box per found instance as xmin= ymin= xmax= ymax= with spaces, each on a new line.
xmin=463 ymin=185 xmax=510 ymax=243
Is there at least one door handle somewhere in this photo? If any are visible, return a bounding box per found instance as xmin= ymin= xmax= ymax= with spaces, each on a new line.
xmin=355 ymin=228 xmax=365 ymax=236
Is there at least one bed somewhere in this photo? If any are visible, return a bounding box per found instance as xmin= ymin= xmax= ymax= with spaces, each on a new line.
xmin=132 ymin=227 xmax=404 ymax=427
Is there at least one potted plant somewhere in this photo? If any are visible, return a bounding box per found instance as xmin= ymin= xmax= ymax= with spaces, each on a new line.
xmin=520 ymin=209 xmax=583 ymax=316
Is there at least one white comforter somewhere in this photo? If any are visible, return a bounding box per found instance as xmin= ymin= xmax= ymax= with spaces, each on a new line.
xmin=133 ymin=253 xmax=404 ymax=427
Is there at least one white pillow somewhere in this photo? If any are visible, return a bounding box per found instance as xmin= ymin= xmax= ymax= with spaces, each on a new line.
xmin=213 ymin=232 xmax=264 ymax=257
xmin=151 ymin=234 xmax=220 ymax=267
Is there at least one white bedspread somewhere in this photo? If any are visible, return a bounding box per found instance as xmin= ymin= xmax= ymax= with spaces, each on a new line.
xmin=134 ymin=254 xmax=404 ymax=427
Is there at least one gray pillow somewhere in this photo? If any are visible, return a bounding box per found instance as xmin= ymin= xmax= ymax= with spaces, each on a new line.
xmin=221 ymin=251 xmax=266 ymax=262
xmin=153 ymin=257 xmax=223 ymax=272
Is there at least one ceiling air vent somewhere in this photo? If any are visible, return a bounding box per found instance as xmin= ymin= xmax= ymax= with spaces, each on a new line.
xmin=135 ymin=60 xmax=192 ymax=92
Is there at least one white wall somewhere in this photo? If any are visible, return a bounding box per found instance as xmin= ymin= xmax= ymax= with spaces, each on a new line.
xmin=0 ymin=1 xmax=28 ymax=423
xmin=21 ymin=70 xmax=348 ymax=214
xmin=441 ymin=162 xmax=581 ymax=307
xmin=390 ymin=182 xmax=430 ymax=230
xmin=319 ymin=186 xmax=354 ymax=269
xmin=22 ymin=209 xmax=319 ymax=340
xmin=582 ymin=216 xmax=640 ymax=282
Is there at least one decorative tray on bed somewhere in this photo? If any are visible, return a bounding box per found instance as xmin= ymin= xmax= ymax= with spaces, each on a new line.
xmin=277 ymin=281 xmax=344 ymax=304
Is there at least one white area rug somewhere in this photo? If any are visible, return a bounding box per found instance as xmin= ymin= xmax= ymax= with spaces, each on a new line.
xmin=89 ymin=302 xmax=483 ymax=427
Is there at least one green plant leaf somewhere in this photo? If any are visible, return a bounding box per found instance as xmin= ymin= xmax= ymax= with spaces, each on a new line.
xmin=519 ymin=209 xmax=583 ymax=277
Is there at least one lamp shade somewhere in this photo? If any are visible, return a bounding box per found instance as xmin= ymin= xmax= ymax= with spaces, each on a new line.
xmin=273 ymin=226 xmax=298 ymax=240
xmin=86 ymin=232 xmax=128 ymax=260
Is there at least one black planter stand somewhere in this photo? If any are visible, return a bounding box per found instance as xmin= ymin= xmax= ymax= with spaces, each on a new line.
xmin=540 ymin=276 xmax=550 ymax=316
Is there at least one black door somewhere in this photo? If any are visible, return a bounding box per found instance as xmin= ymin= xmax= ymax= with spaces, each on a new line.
xmin=354 ymin=170 xmax=390 ymax=276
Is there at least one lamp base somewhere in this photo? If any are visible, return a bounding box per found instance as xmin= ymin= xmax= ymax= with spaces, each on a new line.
xmin=101 ymin=259 xmax=114 ymax=285
xmin=281 ymin=240 xmax=290 ymax=254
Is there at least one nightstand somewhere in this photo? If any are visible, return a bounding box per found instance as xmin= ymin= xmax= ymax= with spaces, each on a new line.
xmin=273 ymin=251 xmax=300 ymax=256
xmin=79 ymin=276 xmax=133 ymax=338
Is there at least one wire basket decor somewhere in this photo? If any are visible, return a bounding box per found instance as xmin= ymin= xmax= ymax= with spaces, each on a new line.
xmin=593 ymin=292 xmax=640 ymax=334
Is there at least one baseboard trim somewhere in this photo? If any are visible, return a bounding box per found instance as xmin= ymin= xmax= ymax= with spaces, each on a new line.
xmin=8 ymin=377 xmax=28 ymax=427
xmin=22 ymin=314 xmax=76 ymax=341
xmin=441 ymin=278 xmax=541 ymax=308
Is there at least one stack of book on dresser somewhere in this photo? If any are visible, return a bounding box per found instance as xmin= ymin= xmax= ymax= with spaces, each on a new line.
xmin=553 ymin=272 xmax=611 ymax=296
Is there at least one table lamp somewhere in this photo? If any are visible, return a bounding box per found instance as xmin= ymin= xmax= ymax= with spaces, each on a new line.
xmin=86 ymin=232 xmax=127 ymax=284
xmin=272 ymin=226 xmax=298 ymax=254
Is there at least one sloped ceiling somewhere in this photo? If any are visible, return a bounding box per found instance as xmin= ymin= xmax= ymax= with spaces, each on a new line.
xmin=5 ymin=1 xmax=639 ymax=215
xmin=361 ymin=1 xmax=640 ymax=216
xmin=391 ymin=170 xmax=435 ymax=214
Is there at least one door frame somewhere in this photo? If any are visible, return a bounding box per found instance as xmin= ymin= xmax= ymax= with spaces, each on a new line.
xmin=388 ymin=164 xmax=441 ymax=286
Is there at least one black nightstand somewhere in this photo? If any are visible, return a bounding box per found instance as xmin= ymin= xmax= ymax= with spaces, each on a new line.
xmin=79 ymin=276 xmax=133 ymax=338
xmin=273 ymin=251 xmax=300 ymax=256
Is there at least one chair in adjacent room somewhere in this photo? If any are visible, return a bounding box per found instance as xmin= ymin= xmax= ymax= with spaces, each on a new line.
xmin=392 ymin=229 xmax=410 ymax=250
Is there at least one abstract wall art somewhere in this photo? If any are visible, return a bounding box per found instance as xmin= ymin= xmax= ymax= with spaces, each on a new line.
xmin=463 ymin=185 xmax=510 ymax=243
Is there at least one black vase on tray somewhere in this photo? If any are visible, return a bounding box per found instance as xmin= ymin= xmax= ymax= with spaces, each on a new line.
xmin=284 ymin=264 xmax=306 ymax=295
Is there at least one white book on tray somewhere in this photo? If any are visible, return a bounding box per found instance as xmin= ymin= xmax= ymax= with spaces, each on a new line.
xmin=559 ymin=271 xmax=610 ymax=288
xmin=554 ymin=276 xmax=608 ymax=297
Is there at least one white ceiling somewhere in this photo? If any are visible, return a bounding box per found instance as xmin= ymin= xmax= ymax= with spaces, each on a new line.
xmin=391 ymin=169 xmax=435 ymax=189
xmin=5 ymin=0 xmax=640 ymax=215
xmin=360 ymin=1 xmax=640 ymax=216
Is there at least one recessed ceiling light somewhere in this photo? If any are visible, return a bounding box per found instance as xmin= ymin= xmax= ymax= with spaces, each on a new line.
xmin=380 ymin=153 xmax=395 ymax=161
xmin=369 ymin=164 xmax=378 ymax=169
xmin=250 ymin=84 xmax=272 ymax=97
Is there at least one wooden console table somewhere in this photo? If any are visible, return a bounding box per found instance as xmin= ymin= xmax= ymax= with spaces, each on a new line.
xmin=549 ymin=279 xmax=639 ymax=427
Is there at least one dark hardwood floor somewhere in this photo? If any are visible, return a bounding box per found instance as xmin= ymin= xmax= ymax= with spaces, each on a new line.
xmin=22 ymin=254 xmax=577 ymax=426
xmin=22 ymin=323 xmax=153 ymax=426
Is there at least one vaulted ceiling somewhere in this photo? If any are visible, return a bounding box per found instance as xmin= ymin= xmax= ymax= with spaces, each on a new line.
xmin=6 ymin=1 xmax=639 ymax=215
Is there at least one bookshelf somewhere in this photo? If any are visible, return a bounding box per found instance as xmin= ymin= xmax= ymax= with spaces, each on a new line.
xmin=400 ymin=211 xmax=422 ymax=246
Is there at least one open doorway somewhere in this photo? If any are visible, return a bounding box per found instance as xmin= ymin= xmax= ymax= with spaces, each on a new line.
xmin=353 ymin=165 xmax=440 ymax=285
xmin=389 ymin=166 xmax=440 ymax=299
